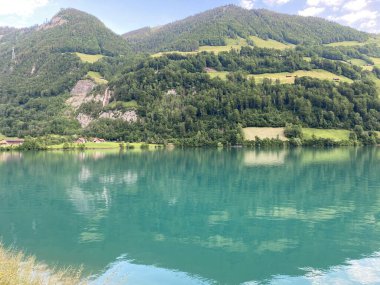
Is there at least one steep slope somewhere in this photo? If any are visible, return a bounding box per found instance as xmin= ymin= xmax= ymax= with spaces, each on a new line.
xmin=0 ymin=9 xmax=131 ymax=137
xmin=123 ymin=5 xmax=369 ymax=53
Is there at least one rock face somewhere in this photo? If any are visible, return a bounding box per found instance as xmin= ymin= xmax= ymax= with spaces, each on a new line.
xmin=67 ymin=80 xmax=97 ymax=109
xmin=37 ymin=16 xmax=67 ymax=31
xmin=99 ymin=110 xmax=138 ymax=122
xmin=68 ymin=80 xmax=138 ymax=128
xmin=76 ymin=113 xmax=93 ymax=128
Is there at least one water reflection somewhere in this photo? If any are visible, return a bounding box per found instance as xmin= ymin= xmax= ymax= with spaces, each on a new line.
xmin=0 ymin=148 xmax=379 ymax=284
xmin=91 ymin=252 xmax=380 ymax=285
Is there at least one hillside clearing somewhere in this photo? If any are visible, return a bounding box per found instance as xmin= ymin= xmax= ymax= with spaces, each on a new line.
xmin=370 ymin=57 xmax=380 ymax=67
xmin=249 ymin=70 xmax=352 ymax=84
xmin=86 ymin=71 xmax=108 ymax=84
xmin=250 ymin=36 xmax=294 ymax=50
xmin=107 ymin=100 xmax=138 ymax=109
xmin=243 ymin=127 xmax=353 ymax=142
xmin=75 ymin=52 xmax=104 ymax=63
xmin=208 ymin=69 xmax=352 ymax=84
xmin=152 ymin=37 xmax=248 ymax=57
xmin=325 ymin=37 xmax=380 ymax=47
xmin=302 ymin=128 xmax=351 ymax=141
xmin=243 ymin=127 xmax=287 ymax=141
xmin=326 ymin=41 xmax=365 ymax=47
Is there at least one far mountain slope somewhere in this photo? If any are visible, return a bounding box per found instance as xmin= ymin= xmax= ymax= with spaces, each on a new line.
xmin=123 ymin=5 xmax=369 ymax=53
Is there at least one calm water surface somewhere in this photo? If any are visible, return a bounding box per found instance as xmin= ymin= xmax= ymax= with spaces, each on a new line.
xmin=0 ymin=148 xmax=380 ymax=284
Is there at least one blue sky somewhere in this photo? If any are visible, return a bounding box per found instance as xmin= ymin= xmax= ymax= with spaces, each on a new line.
xmin=0 ymin=0 xmax=379 ymax=34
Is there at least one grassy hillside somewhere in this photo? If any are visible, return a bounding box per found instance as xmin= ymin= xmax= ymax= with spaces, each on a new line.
xmin=87 ymin=71 xmax=108 ymax=84
xmin=124 ymin=5 xmax=368 ymax=53
xmin=75 ymin=52 xmax=104 ymax=63
xmin=250 ymin=36 xmax=294 ymax=50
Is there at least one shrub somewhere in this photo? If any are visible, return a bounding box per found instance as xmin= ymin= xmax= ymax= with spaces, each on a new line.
xmin=284 ymin=124 xmax=303 ymax=139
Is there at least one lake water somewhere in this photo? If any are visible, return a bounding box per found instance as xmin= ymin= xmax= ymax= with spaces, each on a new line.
xmin=0 ymin=148 xmax=380 ymax=285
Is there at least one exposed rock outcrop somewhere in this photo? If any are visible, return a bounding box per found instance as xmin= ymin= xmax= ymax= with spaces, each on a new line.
xmin=37 ymin=16 xmax=67 ymax=31
xmin=99 ymin=110 xmax=138 ymax=123
xmin=67 ymin=80 xmax=97 ymax=109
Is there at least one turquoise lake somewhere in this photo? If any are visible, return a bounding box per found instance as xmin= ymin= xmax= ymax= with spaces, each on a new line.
xmin=0 ymin=148 xmax=380 ymax=284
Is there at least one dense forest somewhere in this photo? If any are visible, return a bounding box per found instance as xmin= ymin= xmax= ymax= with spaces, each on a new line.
xmin=0 ymin=6 xmax=379 ymax=146
xmin=77 ymin=49 xmax=379 ymax=145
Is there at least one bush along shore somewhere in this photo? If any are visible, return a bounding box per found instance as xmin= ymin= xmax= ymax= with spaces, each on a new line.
xmin=0 ymin=125 xmax=379 ymax=152
xmin=0 ymin=244 xmax=84 ymax=285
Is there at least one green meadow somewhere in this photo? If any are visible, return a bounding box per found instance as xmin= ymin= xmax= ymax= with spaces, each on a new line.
xmin=87 ymin=71 xmax=108 ymax=84
xmin=302 ymin=128 xmax=351 ymax=141
xmin=75 ymin=52 xmax=104 ymax=63
xmin=249 ymin=36 xmax=294 ymax=50
xmin=207 ymin=69 xmax=352 ymax=84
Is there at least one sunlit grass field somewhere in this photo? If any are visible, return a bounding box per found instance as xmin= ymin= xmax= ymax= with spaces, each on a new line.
xmin=250 ymin=36 xmax=294 ymax=50
xmin=325 ymin=36 xmax=380 ymax=47
xmin=248 ymin=70 xmax=352 ymax=84
xmin=302 ymin=128 xmax=351 ymax=141
xmin=207 ymin=69 xmax=352 ymax=84
xmin=75 ymin=52 xmax=104 ymax=63
xmin=243 ymin=127 xmax=352 ymax=142
xmin=87 ymin=71 xmax=108 ymax=84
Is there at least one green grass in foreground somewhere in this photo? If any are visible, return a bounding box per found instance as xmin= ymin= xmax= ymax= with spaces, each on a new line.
xmin=75 ymin=52 xmax=104 ymax=63
xmin=87 ymin=71 xmax=108 ymax=84
xmin=302 ymin=128 xmax=351 ymax=141
xmin=250 ymin=36 xmax=294 ymax=50
xmin=0 ymin=244 xmax=83 ymax=285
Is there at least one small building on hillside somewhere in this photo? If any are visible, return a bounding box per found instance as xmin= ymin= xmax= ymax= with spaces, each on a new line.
xmin=0 ymin=140 xmax=9 ymax=146
xmin=76 ymin=137 xmax=87 ymax=144
xmin=93 ymin=138 xmax=105 ymax=143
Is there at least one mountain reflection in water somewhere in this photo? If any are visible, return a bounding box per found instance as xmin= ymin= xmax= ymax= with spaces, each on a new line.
xmin=0 ymin=148 xmax=379 ymax=284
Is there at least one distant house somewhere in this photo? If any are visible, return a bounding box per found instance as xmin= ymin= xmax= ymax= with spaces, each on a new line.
xmin=76 ymin=138 xmax=87 ymax=144
xmin=93 ymin=138 xmax=105 ymax=143
xmin=333 ymin=78 xmax=340 ymax=81
xmin=5 ymin=139 xmax=24 ymax=145
xmin=286 ymin=75 xmax=292 ymax=78
xmin=0 ymin=140 xmax=9 ymax=146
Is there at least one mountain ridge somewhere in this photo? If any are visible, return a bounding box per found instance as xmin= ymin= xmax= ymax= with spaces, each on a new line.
xmin=123 ymin=5 xmax=369 ymax=53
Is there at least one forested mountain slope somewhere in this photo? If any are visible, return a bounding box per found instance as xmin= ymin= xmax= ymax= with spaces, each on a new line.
xmin=0 ymin=6 xmax=379 ymax=145
xmin=0 ymin=8 xmax=131 ymax=136
xmin=123 ymin=5 xmax=369 ymax=53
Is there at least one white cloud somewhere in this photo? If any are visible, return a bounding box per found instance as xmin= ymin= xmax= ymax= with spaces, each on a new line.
xmin=264 ymin=0 xmax=291 ymax=5
xmin=343 ymin=0 xmax=370 ymax=11
xmin=339 ymin=9 xmax=377 ymax=24
xmin=306 ymin=0 xmax=344 ymax=7
xmin=298 ymin=6 xmax=325 ymax=17
xmin=240 ymin=0 xmax=255 ymax=9
xmin=0 ymin=0 xmax=49 ymax=17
